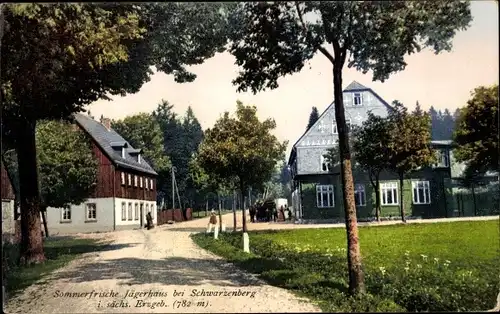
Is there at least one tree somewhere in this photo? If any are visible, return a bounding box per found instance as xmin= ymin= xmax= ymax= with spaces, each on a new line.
xmin=386 ymin=101 xmax=436 ymax=222
xmin=228 ymin=1 xmax=471 ymax=295
xmin=453 ymin=85 xmax=498 ymax=175
xmin=2 ymin=120 xmax=98 ymax=218
xmin=306 ymin=106 xmax=320 ymax=130
xmin=351 ymin=114 xmax=392 ymax=221
xmin=189 ymin=154 xmax=235 ymax=231
xmin=36 ymin=120 xmax=98 ymax=209
xmin=1 ymin=3 xmax=234 ymax=265
xmin=197 ymin=101 xmax=287 ymax=248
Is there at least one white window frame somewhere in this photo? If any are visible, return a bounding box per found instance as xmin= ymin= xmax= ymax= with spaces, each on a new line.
xmin=121 ymin=202 xmax=126 ymax=221
xmin=353 ymin=92 xmax=363 ymax=106
xmin=381 ymin=182 xmax=399 ymax=206
xmin=128 ymin=174 xmax=132 ymax=186
xmin=145 ymin=178 xmax=149 ymax=190
xmin=332 ymin=121 xmax=338 ymax=134
xmin=354 ymin=184 xmax=366 ymax=207
xmin=128 ymin=202 xmax=133 ymax=221
xmin=134 ymin=175 xmax=138 ymax=187
xmin=61 ymin=206 xmax=71 ymax=222
xmin=140 ymin=177 xmax=143 ymax=188
xmin=121 ymin=172 xmax=125 ymax=185
xmin=346 ymin=119 xmax=352 ymax=133
xmin=134 ymin=203 xmax=139 ymax=220
xmin=320 ymin=155 xmax=330 ymax=172
xmin=412 ymin=181 xmax=431 ymax=205
xmin=316 ymin=185 xmax=334 ymax=208
xmin=86 ymin=203 xmax=97 ymax=221
xmin=150 ymin=179 xmax=153 ymax=190
xmin=434 ymin=149 xmax=450 ymax=168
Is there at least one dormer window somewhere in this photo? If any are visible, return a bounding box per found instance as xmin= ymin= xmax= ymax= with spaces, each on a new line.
xmin=353 ymin=93 xmax=363 ymax=106
xmin=111 ymin=141 xmax=128 ymax=159
xmin=129 ymin=148 xmax=143 ymax=163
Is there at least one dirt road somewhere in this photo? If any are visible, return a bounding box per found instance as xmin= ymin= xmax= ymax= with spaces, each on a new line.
xmin=3 ymin=213 xmax=321 ymax=313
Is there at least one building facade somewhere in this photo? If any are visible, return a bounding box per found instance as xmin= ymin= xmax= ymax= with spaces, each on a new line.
xmin=45 ymin=113 xmax=158 ymax=234
xmin=288 ymin=81 xmax=498 ymax=221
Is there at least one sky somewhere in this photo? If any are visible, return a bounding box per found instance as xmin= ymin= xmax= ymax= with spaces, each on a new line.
xmin=87 ymin=1 xmax=499 ymax=158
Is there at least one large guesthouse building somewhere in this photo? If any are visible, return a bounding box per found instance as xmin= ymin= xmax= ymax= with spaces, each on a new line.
xmin=288 ymin=81 xmax=498 ymax=221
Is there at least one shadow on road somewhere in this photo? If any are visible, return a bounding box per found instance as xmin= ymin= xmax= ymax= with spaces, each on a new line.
xmin=52 ymin=256 xmax=264 ymax=287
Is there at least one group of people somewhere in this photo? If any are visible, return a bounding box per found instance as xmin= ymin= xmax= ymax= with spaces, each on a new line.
xmin=249 ymin=204 xmax=292 ymax=223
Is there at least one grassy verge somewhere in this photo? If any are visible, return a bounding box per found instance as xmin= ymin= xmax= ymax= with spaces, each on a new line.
xmin=192 ymin=220 xmax=500 ymax=312
xmin=2 ymin=237 xmax=110 ymax=297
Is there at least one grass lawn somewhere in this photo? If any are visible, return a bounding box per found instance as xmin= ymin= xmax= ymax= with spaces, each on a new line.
xmin=2 ymin=237 xmax=110 ymax=297
xmin=192 ymin=220 xmax=500 ymax=312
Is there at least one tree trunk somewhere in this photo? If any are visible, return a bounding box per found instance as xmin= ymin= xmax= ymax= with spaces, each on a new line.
xmin=471 ymin=184 xmax=477 ymax=216
xmin=375 ymin=179 xmax=381 ymax=222
xmin=332 ymin=63 xmax=365 ymax=295
xmin=16 ymin=118 xmax=46 ymax=265
xmin=41 ymin=204 xmax=49 ymax=238
xmin=368 ymin=171 xmax=381 ymax=222
xmin=205 ymin=199 xmax=208 ymax=217
xmin=240 ymin=184 xmax=248 ymax=233
xmin=232 ymin=190 xmax=237 ymax=232
xmin=218 ymin=192 xmax=222 ymax=232
xmin=399 ymin=173 xmax=406 ymax=222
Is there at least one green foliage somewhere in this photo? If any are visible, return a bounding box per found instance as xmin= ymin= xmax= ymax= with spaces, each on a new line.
xmin=193 ymin=220 xmax=499 ymax=312
xmin=36 ymin=120 xmax=98 ymax=208
xmin=111 ymin=113 xmax=171 ymax=173
xmin=386 ymin=101 xmax=436 ymax=175
xmin=306 ymin=106 xmax=320 ymax=130
xmin=197 ymin=101 xmax=287 ymax=193
xmin=352 ymin=113 xmax=391 ymax=178
xmin=152 ymin=100 xmax=205 ymax=207
xmin=453 ymin=85 xmax=499 ymax=174
xmin=228 ymin=1 xmax=472 ymax=93
xmin=2 ymin=120 xmax=98 ymax=208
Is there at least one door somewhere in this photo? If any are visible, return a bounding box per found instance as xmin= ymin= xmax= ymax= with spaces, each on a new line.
xmin=140 ymin=203 xmax=144 ymax=227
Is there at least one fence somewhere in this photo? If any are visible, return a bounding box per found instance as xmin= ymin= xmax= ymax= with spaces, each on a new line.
xmin=447 ymin=181 xmax=499 ymax=217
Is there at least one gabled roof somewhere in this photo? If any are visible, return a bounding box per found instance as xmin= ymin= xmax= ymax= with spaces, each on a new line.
xmin=344 ymin=81 xmax=369 ymax=91
xmin=289 ymin=81 xmax=394 ymax=155
xmin=73 ymin=113 xmax=158 ymax=176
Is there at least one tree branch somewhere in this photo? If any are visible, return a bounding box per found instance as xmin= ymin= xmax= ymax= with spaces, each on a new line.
xmin=295 ymin=2 xmax=335 ymax=64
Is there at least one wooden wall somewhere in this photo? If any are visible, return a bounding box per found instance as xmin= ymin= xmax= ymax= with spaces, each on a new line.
xmin=90 ymin=143 xmax=115 ymax=198
xmin=114 ymin=170 xmax=157 ymax=201
xmin=1 ymin=162 xmax=15 ymax=200
xmin=85 ymin=138 xmax=158 ymax=201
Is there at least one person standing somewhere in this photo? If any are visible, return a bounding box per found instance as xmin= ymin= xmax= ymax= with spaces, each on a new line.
xmin=146 ymin=211 xmax=154 ymax=230
xmin=249 ymin=206 xmax=256 ymax=223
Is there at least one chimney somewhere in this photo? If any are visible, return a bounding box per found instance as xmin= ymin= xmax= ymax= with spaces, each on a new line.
xmin=100 ymin=116 xmax=111 ymax=131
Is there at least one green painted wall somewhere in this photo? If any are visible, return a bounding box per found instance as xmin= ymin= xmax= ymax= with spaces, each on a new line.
xmin=299 ymin=168 xmax=454 ymax=220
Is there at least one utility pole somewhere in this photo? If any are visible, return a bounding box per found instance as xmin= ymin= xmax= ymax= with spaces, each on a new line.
xmin=171 ymin=166 xmax=176 ymax=209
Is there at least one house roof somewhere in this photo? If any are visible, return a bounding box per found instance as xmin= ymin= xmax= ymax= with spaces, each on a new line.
xmin=73 ymin=113 xmax=158 ymax=176
xmin=344 ymin=81 xmax=369 ymax=91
